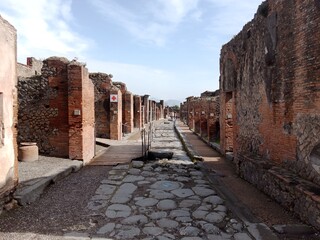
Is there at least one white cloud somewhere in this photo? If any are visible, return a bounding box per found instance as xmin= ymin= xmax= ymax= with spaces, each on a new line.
xmin=0 ymin=0 xmax=89 ymax=62
xmin=86 ymin=59 xmax=215 ymax=101
xmin=90 ymin=0 xmax=200 ymax=46
xmin=199 ymin=0 xmax=263 ymax=50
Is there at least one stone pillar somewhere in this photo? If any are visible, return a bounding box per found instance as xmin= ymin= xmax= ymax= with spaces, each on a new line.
xmin=134 ymin=95 xmax=142 ymax=129
xmin=109 ymin=86 xmax=122 ymax=140
xmin=67 ymin=62 xmax=95 ymax=164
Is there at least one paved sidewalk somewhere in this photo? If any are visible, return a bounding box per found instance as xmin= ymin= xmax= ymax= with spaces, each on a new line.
xmin=13 ymin=128 xmax=141 ymax=206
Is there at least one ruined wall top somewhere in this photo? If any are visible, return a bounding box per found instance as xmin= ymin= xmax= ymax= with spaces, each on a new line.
xmin=17 ymin=57 xmax=43 ymax=78
xmin=113 ymin=81 xmax=127 ymax=93
xmin=200 ymin=90 xmax=220 ymax=98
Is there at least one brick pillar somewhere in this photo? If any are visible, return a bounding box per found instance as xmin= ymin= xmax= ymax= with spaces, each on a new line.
xmin=149 ymin=100 xmax=153 ymax=122
xmin=46 ymin=58 xmax=70 ymax=157
xmin=67 ymin=63 xmax=95 ymax=164
xmin=160 ymin=100 xmax=164 ymax=119
xmin=143 ymin=95 xmax=150 ymax=123
xmin=152 ymin=101 xmax=156 ymax=121
xmin=89 ymin=73 xmax=112 ymax=138
xmin=110 ymin=87 xmax=122 ymax=140
xmin=187 ymin=97 xmax=194 ymax=130
xmin=123 ymin=91 xmax=133 ymax=133
xmin=220 ymin=91 xmax=235 ymax=153
xmin=134 ymin=95 xmax=142 ymax=129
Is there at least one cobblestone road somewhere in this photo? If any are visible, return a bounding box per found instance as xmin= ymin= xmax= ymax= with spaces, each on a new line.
xmin=0 ymin=120 xmax=262 ymax=240
xmin=82 ymin=120 xmax=253 ymax=240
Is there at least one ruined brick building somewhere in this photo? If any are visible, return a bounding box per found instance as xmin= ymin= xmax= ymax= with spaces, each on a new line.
xmin=220 ymin=0 xmax=320 ymax=229
xmin=180 ymin=91 xmax=220 ymax=143
xmin=0 ymin=15 xmax=18 ymax=212
xmin=90 ymin=75 xmax=164 ymax=140
xmin=18 ymin=57 xmax=95 ymax=164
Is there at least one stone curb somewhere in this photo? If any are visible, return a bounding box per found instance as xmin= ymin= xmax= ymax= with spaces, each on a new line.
xmin=14 ymin=161 xmax=83 ymax=206
xmin=173 ymin=124 xmax=201 ymax=161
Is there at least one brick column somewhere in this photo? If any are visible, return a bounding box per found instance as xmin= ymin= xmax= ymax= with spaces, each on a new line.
xmin=143 ymin=95 xmax=150 ymax=123
xmin=123 ymin=91 xmax=133 ymax=133
xmin=134 ymin=95 xmax=142 ymax=129
xmin=160 ymin=100 xmax=164 ymax=119
xmin=109 ymin=86 xmax=122 ymax=140
xmin=67 ymin=63 xmax=95 ymax=164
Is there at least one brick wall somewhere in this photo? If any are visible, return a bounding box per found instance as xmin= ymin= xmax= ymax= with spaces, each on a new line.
xmin=90 ymin=73 xmax=112 ymax=138
xmin=123 ymin=92 xmax=133 ymax=133
xmin=133 ymin=95 xmax=142 ymax=129
xmin=67 ymin=63 xmax=95 ymax=164
xmin=109 ymin=86 xmax=122 ymax=140
xmin=142 ymin=95 xmax=150 ymax=124
xmin=220 ymin=0 xmax=320 ymax=229
xmin=0 ymin=15 xmax=18 ymax=205
xmin=18 ymin=57 xmax=95 ymax=162
xmin=183 ymin=94 xmax=220 ymax=143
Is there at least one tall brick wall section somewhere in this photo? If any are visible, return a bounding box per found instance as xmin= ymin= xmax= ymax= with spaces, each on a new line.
xmin=123 ymin=92 xmax=133 ymax=133
xmin=142 ymin=95 xmax=150 ymax=124
xmin=220 ymin=0 xmax=320 ymax=229
xmin=44 ymin=57 xmax=70 ymax=157
xmin=113 ymin=82 xmax=134 ymax=134
xmin=183 ymin=95 xmax=220 ymax=143
xmin=186 ymin=97 xmax=195 ymax=130
xmin=109 ymin=86 xmax=122 ymax=140
xmin=220 ymin=92 xmax=235 ymax=153
xmin=133 ymin=95 xmax=142 ymax=129
xmin=0 ymin=16 xmax=18 ymax=203
xmin=18 ymin=57 xmax=95 ymax=162
xmin=90 ymin=73 xmax=112 ymax=138
xmin=67 ymin=63 xmax=95 ymax=163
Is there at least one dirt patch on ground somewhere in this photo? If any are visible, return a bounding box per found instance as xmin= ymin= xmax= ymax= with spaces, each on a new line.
xmin=0 ymin=165 xmax=112 ymax=236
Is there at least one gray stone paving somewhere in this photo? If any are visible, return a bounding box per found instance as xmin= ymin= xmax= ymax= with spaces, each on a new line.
xmin=75 ymin=121 xmax=255 ymax=239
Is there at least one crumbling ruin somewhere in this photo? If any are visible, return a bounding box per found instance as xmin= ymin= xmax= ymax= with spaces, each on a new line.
xmin=220 ymin=0 xmax=320 ymax=229
xmin=18 ymin=57 xmax=95 ymax=164
xmin=180 ymin=91 xmax=220 ymax=143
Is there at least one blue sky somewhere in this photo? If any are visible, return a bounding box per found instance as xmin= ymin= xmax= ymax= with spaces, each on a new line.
xmin=0 ymin=0 xmax=263 ymax=102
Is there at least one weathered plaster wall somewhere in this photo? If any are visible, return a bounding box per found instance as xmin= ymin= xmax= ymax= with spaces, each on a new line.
xmin=0 ymin=15 xmax=18 ymax=203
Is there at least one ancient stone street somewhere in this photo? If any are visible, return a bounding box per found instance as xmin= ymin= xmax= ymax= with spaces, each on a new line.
xmin=72 ymin=120 xmax=255 ymax=239
xmin=0 ymin=120 xmax=254 ymax=240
